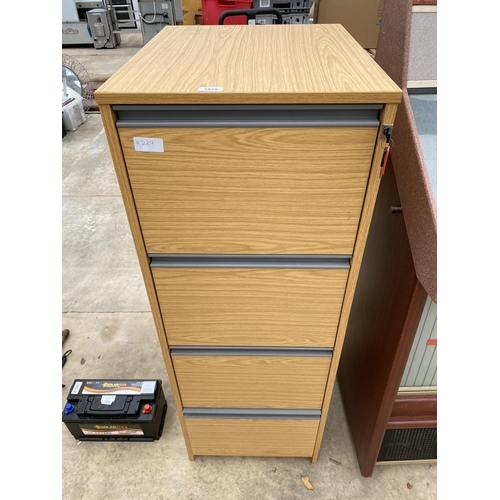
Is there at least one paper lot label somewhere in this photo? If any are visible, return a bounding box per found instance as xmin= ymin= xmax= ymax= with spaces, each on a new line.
xmin=133 ymin=137 xmax=164 ymax=152
xmin=197 ymin=86 xmax=223 ymax=92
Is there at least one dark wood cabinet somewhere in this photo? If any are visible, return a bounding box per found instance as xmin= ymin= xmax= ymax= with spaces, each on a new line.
xmin=337 ymin=155 xmax=436 ymax=477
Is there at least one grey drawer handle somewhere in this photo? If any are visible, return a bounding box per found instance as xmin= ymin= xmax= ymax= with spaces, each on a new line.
xmin=113 ymin=104 xmax=382 ymax=128
xmin=150 ymin=254 xmax=351 ymax=269
xmin=183 ymin=408 xmax=321 ymax=420
xmin=170 ymin=346 xmax=333 ymax=357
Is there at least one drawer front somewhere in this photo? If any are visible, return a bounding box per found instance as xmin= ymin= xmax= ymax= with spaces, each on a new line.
xmin=152 ymin=267 xmax=349 ymax=347
xmin=119 ymin=126 xmax=377 ymax=254
xmin=171 ymin=353 xmax=331 ymax=408
xmin=185 ymin=418 xmax=319 ymax=457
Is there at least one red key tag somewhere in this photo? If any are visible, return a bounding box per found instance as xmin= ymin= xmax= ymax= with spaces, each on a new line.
xmin=380 ymin=145 xmax=390 ymax=177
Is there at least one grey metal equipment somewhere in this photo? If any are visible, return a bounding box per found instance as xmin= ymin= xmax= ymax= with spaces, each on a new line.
xmin=62 ymin=0 xmax=183 ymax=48
xmin=249 ymin=9 xmax=311 ymax=25
xmin=252 ymin=0 xmax=312 ymax=25
xmin=137 ymin=0 xmax=184 ymax=45
xmin=63 ymin=1 xmax=104 ymax=45
xmin=109 ymin=0 xmax=137 ymax=29
xmin=87 ymin=8 xmax=121 ymax=48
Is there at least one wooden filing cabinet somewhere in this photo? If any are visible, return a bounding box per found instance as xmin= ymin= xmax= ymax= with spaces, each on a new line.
xmin=95 ymin=24 xmax=401 ymax=461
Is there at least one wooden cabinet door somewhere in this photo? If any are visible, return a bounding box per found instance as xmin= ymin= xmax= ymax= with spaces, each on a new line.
xmin=119 ymin=126 xmax=377 ymax=254
xmin=172 ymin=353 xmax=332 ymax=408
xmin=153 ymin=267 xmax=348 ymax=347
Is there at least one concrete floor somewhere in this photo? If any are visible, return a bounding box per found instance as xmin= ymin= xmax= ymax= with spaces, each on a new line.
xmin=62 ymin=32 xmax=144 ymax=81
xmin=62 ymin=33 xmax=437 ymax=500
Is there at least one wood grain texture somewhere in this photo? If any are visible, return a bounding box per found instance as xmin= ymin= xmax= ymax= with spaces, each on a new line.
xmin=96 ymin=22 xmax=402 ymax=460
xmin=94 ymin=25 xmax=401 ymax=105
xmin=120 ymin=126 xmax=376 ymax=254
xmin=99 ymin=105 xmax=195 ymax=460
xmin=376 ymin=459 xmax=437 ymax=466
xmin=387 ymin=393 xmax=437 ymax=429
xmin=186 ymin=418 xmax=319 ymax=457
xmin=172 ymin=355 xmax=331 ymax=408
xmin=311 ymin=103 xmax=399 ymax=462
xmin=336 ymin=156 xmax=428 ymax=476
xmin=153 ymin=268 xmax=347 ymax=347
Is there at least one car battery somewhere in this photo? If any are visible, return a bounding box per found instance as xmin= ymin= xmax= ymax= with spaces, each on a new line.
xmin=62 ymin=379 xmax=167 ymax=441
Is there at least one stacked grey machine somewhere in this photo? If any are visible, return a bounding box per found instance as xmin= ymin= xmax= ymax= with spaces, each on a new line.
xmin=62 ymin=0 xmax=184 ymax=49
xmin=252 ymin=0 xmax=312 ymax=24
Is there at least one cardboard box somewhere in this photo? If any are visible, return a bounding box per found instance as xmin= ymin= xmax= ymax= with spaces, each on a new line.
xmin=314 ymin=0 xmax=385 ymax=49
xmin=181 ymin=0 xmax=202 ymax=25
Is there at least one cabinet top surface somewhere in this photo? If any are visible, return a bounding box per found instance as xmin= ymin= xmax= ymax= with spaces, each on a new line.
xmin=95 ymin=24 xmax=401 ymax=105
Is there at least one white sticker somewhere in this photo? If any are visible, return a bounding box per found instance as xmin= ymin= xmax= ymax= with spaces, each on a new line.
xmin=133 ymin=137 xmax=164 ymax=152
xmin=71 ymin=381 xmax=83 ymax=395
xmin=260 ymin=0 xmax=270 ymax=7
xmin=248 ymin=19 xmax=256 ymax=25
xmin=197 ymin=86 xmax=223 ymax=92
xmin=101 ymin=395 xmax=116 ymax=405
xmin=141 ymin=381 xmax=156 ymax=394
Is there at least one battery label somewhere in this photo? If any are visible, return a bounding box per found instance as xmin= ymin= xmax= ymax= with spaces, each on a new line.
xmin=71 ymin=381 xmax=83 ymax=395
xmin=140 ymin=381 xmax=156 ymax=394
xmin=80 ymin=380 xmax=156 ymax=395
xmin=80 ymin=424 xmax=144 ymax=436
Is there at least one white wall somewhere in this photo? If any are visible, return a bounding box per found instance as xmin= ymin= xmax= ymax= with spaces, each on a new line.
xmin=408 ymin=7 xmax=437 ymax=85
xmin=62 ymin=0 xmax=79 ymax=22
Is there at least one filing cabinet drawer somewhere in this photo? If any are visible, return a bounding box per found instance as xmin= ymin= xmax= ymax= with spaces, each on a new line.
xmin=184 ymin=417 xmax=320 ymax=457
xmin=152 ymin=266 xmax=349 ymax=347
xmin=171 ymin=350 xmax=332 ymax=408
xmin=119 ymin=126 xmax=377 ymax=255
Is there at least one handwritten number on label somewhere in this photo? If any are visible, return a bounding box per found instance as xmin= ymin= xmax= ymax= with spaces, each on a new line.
xmin=133 ymin=137 xmax=164 ymax=152
xmin=135 ymin=139 xmax=154 ymax=147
